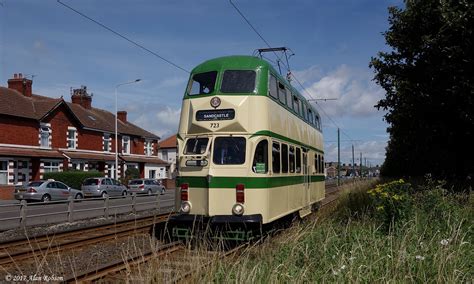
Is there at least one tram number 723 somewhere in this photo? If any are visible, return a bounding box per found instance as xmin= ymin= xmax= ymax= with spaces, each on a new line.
xmin=210 ymin=123 xmax=220 ymax=128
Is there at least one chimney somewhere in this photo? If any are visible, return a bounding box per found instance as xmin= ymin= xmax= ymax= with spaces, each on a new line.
xmin=117 ymin=111 xmax=127 ymax=123
xmin=71 ymin=86 xmax=92 ymax=109
xmin=8 ymin=73 xmax=33 ymax=97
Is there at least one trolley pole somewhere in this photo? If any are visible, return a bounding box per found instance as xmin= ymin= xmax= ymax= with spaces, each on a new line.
xmin=337 ymin=128 xmax=341 ymax=186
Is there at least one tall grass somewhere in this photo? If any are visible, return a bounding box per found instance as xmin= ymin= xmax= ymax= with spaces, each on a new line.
xmin=198 ymin=179 xmax=473 ymax=283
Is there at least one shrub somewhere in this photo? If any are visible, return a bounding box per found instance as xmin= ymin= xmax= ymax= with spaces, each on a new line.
xmin=120 ymin=167 xmax=140 ymax=185
xmin=367 ymin=179 xmax=413 ymax=231
xmin=43 ymin=170 xmax=104 ymax=189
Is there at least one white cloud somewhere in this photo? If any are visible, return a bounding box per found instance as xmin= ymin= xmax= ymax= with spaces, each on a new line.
xmin=133 ymin=106 xmax=181 ymax=139
xmin=299 ymin=65 xmax=384 ymax=118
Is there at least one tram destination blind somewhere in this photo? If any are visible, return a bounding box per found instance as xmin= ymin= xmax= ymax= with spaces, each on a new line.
xmin=196 ymin=109 xmax=235 ymax=121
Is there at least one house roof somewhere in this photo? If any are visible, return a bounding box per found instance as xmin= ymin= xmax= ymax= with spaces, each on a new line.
xmin=158 ymin=134 xmax=177 ymax=149
xmin=62 ymin=151 xmax=116 ymax=162
xmin=0 ymin=146 xmax=64 ymax=159
xmin=0 ymin=86 xmax=159 ymax=140
xmin=120 ymin=155 xmax=168 ymax=165
xmin=0 ymin=87 xmax=62 ymax=120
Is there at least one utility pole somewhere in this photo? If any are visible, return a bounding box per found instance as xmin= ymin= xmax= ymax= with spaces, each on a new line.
xmin=337 ymin=128 xmax=341 ymax=186
xmin=360 ymin=152 xmax=362 ymax=177
xmin=352 ymin=144 xmax=355 ymax=178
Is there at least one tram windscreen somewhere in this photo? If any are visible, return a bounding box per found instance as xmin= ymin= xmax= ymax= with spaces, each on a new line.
xmin=188 ymin=71 xmax=217 ymax=95
xmin=184 ymin=138 xmax=209 ymax=154
xmin=221 ymin=70 xmax=256 ymax=93
xmin=213 ymin=137 xmax=246 ymax=165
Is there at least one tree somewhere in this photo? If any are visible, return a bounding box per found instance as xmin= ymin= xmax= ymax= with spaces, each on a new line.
xmin=370 ymin=0 xmax=473 ymax=179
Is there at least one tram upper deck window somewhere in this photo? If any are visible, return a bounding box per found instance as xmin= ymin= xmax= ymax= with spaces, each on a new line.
xmin=188 ymin=71 xmax=217 ymax=95
xmin=184 ymin=138 xmax=209 ymax=155
xmin=221 ymin=70 xmax=256 ymax=93
xmin=278 ymin=82 xmax=286 ymax=105
xmin=269 ymin=75 xmax=278 ymax=99
xmin=213 ymin=137 xmax=246 ymax=165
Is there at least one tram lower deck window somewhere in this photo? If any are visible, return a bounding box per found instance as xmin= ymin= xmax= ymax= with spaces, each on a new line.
xmin=213 ymin=137 xmax=246 ymax=165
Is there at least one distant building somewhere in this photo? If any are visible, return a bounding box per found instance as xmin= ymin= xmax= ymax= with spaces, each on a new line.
xmin=0 ymin=74 xmax=167 ymax=198
xmin=158 ymin=134 xmax=177 ymax=178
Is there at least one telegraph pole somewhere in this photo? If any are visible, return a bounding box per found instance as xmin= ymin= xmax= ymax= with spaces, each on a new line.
xmin=360 ymin=152 xmax=362 ymax=177
xmin=352 ymin=144 xmax=355 ymax=178
xmin=337 ymin=128 xmax=341 ymax=186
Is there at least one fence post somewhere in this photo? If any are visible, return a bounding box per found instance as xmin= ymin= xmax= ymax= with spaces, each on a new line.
xmin=104 ymin=196 xmax=109 ymax=219
xmin=20 ymin=200 xmax=27 ymax=227
xmin=156 ymin=192 xmax=160 ymax=214
xmin=67 ymin=196 xmax=74 ymax=222
xmin=131 ymin=193 xmax=137 ymax=214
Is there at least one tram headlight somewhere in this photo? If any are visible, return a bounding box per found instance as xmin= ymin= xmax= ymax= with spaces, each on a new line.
xmin=180 ymin=201 xmax=192 ymax=213
xmin=232 ymin=203 xmax=245 ymax=216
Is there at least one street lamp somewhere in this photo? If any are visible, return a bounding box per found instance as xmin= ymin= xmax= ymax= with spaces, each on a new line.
xmin=115 ymin=79 xmax=141 ymax=180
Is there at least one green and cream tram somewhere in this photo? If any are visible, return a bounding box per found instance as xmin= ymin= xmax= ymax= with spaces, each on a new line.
xmin=171 ymin=56 xmax=325 ymax=240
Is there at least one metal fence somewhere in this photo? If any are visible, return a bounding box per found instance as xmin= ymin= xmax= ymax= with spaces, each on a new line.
xmin=0 ymin=193 xmax=173 ymax=231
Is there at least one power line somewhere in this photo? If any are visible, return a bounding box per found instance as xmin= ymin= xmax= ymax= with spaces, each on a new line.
xmin=56 ymin=0 xmax=189 ymax=74
xmin=228 ymin=0 xmax=357 ymax=143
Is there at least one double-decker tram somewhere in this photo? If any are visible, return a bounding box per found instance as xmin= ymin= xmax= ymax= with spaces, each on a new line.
xmin=167 ymin=55 xmax=325 ymax=241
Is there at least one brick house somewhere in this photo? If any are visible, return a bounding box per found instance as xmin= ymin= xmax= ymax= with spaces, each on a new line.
xmin=158 ymin=134 xmax=177 ymax=178
xmin=0 ymin=74 xmax=167 ymax=199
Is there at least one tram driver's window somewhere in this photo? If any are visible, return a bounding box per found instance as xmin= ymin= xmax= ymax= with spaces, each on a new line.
xmin=252 ymin=140 xmax=268 ymax=173
xmin=184 ymin=138 xmax=209 ymax=155
xmin=188 ymin=71 xmax=217 ymax=95
xmin=213 ymin=137 xmax=246 ymax=165
xmin=272 ymin=142 xmax=280 ymax=173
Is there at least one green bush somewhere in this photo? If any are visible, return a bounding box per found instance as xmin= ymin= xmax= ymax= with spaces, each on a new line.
xmin=367 ymin=179 xmax=413 ymax=231
xmin=120 ymin=167 xmax=140 ymax=185
xmin=43 ymin=171 xmax=104 ymax=189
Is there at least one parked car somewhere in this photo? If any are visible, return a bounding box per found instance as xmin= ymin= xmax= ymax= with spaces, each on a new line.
xmin=14 ymin=180 xmax=83 ymax=202
xmin=81 ymin=177 xmax=127 ymax=198
xmin=128 ymin=178 xmax=165 ymax=195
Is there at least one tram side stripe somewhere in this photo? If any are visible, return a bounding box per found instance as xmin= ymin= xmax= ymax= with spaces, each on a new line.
xmin=178 ymin=175 xmax=325 ymax=189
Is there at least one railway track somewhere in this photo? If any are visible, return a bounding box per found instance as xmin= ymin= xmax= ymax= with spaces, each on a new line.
xmin=0 ymin=214 xmax=170 ymax=267
xmin=0 ymin=181 xmax=358 ymax=282
xmin=65 ymin=182 xmax=348 ymax=282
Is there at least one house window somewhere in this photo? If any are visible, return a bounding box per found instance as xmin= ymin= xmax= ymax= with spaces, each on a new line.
xmin=67 ymin=128 xmax=77 ymax=149
xmin=145 ymin=141 xmax=153 ymax=156
xmin=43 ymin=161 xmax=60 ymax=173
xmin=40 ymin=125 xmax=50 ymax=148
xmin=0 ymin=161 xmax=8 ymax=185
xmin=103 ymin=134 xmax=111 ymax=152
xmin=162 ymin=150 xmax=168 ymax=161
xmin=122 ymin=136 xmax=130 ymax=154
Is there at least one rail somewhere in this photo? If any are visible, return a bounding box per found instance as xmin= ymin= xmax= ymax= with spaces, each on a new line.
xmin=0 ymin=192 xmax=174 ymax=231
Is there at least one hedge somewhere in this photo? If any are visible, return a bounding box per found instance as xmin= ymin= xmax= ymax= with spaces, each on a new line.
xmin=43 ymin=171 xmax=104 ymax=189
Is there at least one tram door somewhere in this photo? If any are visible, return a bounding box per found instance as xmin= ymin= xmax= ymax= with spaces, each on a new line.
xmin=303 ymin=151 xmax=310 ymax=206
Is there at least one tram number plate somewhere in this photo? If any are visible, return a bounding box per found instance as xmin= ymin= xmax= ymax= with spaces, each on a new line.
xmin=196 ymin=109 xmax=235 ymax=121
xmin=210 ymin=123 xmax=220 ymax=128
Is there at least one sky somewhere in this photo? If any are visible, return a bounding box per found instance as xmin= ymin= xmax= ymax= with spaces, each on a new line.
xmin=0 ymin=0 xmax=403 ymax=167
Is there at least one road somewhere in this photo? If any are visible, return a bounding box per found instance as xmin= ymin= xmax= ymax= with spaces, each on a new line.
xmin=0 ymin=189 xmax=177 ymax=231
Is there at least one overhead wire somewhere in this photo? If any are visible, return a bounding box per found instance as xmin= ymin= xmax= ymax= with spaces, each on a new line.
xmin=56 ymin=0 xmax=190 ymax=74
xmin=229 ymin=0 xmax=356 ymax=142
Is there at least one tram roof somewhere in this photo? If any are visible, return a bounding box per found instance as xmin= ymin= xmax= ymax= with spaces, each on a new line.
xmin=191 ymin=55 xmax=321 ymax=119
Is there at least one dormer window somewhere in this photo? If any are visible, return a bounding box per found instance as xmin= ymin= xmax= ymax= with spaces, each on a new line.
xmin=40 ymin=124 xmax=51 ymax=148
